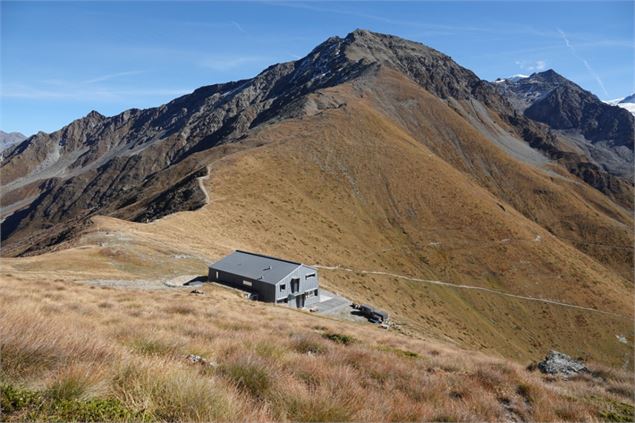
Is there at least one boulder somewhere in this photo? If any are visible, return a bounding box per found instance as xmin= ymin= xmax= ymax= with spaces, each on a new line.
xmin=537 ymin=351 xmax=587 ymax=376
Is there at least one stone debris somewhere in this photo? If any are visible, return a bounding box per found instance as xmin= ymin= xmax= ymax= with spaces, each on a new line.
xmin=190 ymin=289 xmax=205 ymax=295
xmin=185 ymin=354 xmax=217 ymax=367
xmin=616 ymin=334 xmax=628 ymax=344
xmin=537 ymin=351 xmax=587 ymax=376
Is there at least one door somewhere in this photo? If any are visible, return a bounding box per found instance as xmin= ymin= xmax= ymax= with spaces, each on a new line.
xmin=296 ymin=293 xmax=305 ymax=308
xmin=291 ymin=278 xmax=300 ymax=293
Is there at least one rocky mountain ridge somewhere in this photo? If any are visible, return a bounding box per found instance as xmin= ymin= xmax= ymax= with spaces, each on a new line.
xmin=496 ymin=71 xmax=635 ymax=179
xmin=1 ymin=30 xmax=633 ymax=257
xmin=496 ymin=70 xmax=634 ymax=146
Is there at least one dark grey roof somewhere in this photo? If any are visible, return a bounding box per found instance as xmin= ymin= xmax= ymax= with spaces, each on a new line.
xmin=210 ymin=250 xmax=311 ymax=285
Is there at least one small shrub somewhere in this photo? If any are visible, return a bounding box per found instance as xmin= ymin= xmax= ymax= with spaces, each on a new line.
xmin=322 ymin=332 xmax=355 ymax=345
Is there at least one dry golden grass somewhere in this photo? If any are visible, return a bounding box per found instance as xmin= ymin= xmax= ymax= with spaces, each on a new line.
xmin=1 ymin=275 xmax=633 ymax=422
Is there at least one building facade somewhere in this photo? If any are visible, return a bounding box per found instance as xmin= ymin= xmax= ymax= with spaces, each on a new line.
xmin=208 ymin=250 xmax=319 ymax=309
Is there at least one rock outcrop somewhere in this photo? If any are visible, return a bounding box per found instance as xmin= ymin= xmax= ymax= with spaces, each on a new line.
xmin=537 ymin=351 xmax=588 ymax=376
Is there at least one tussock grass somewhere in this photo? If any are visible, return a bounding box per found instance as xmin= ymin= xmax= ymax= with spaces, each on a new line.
xmin=219 ymin=359 xmax=271 ymax=398
xmin=0 ymin=276 xmax=633 ymax=422
xmin=322 ymin=332 xmax=355 ymax=345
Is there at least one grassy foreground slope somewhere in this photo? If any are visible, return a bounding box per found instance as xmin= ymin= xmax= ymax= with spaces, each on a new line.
xmin=1 ymin=273 xmax=633 ymax=422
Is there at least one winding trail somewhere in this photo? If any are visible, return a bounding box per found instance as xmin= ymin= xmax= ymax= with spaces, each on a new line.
xmin=312 ymin=264 xmax=629 ymax=318
xmin=197 ymin=165 xmax=212 ymax=204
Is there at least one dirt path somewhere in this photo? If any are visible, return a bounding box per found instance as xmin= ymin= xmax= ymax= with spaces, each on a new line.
xmin=198 ymin=165 xmax=211 ymax=204
xmin=313 ymin=264 xmax=629 ymax=318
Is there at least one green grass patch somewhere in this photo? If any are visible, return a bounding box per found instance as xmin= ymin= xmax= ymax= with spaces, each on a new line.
xmin=322 ymin=332 xmax=355 ymax=345
xmin=46 ymin=376 xmax=87 ymax=402
xmin=597 ymin=398 xmax=635 ymax=422
xmin=1 ymin=383 xmax=148 ymax=422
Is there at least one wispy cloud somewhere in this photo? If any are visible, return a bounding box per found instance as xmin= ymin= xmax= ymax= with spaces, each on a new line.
xmin=557 ymin=27 xmax=609 ymax=97
xmin=230 ymin=20 xmax=246 ymax=34
xmin=82 ymin=70 xmax=145 ymax=84
xmin=2 ymin=83 xmax=190 ymax=101
xmin=265 ymin=1 xmax=492 ymax=34
xmin=515 ymin=59 xmax=547 ymax=72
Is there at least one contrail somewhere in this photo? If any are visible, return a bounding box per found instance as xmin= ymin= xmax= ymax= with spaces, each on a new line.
xmin=557 ymin=28 xmax=609 ymax=97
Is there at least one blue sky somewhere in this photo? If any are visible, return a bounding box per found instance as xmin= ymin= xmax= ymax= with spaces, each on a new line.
xmin=1 ymin=1 xmax=633 ymax=135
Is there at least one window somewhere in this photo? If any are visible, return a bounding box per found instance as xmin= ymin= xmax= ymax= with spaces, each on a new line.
xmin=291 ymin=278 xmax=300 ymax=293
xmin=305 ymin=273 xmax=316 ymax=279
xmin=280 ymin=284 xmax=286 ymax=291
xmin=243 ymin=280 xmax=252 ymax=287
xmin=215 ymin=271 xmax=219 ymax=280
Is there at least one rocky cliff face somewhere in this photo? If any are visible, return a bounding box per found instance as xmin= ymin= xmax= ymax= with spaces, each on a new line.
xmin=496 ymin=70 xmax=635 ymax=179
xmin=1 ymin=30 xmax=633 ymax=256
xmin=496 ymin=70 xmax=635 ymax=147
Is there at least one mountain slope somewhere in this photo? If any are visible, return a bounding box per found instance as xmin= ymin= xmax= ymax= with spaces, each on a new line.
xmin=496 ymin=71 xmax=635 ymax=179
xmin=0 ymin=130 xmax=26 ymax=151
xmin=2 ymin=30 xmax=632 ymax=255
xmin=1 ymin=30 xmax=633 ymax=366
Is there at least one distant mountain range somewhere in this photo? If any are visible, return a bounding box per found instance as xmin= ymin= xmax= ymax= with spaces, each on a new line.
xmin=495 ymin=70 xmax=634 ymax=178
xmin=0 ymin=130 xmax=27 ymax=151
xmin=605 ymin=94 xmax=635 ymax=116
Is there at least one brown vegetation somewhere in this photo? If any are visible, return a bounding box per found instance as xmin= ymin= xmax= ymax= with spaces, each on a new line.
xmin=1 ymin=276 xmax=633 ymax=422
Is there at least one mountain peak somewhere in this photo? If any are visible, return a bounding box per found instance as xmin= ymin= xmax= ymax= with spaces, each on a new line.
xmin=85 ymin=110 xmax=105 ymax=120
xmin=529 ymin=69 xmax=569 ymax=85
xmin=620 ymin=94 xmax=635 ymax=104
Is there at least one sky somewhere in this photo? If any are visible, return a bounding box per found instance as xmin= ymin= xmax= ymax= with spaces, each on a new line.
xmin=1 ymin=1 xmax=633 ymax=135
